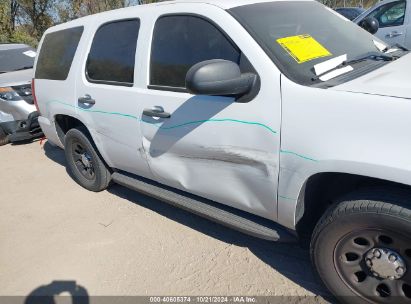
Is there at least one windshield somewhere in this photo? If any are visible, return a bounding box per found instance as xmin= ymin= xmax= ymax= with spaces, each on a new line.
xmin=0 ymin=45 xmax=36 ymax=73
xmin=229 ymin=1 xmax=399 ymax=86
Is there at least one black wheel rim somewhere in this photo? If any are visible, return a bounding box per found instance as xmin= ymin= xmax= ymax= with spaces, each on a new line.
xmin=71 ymin=140 xmax=95 ymax=180
xmin=334 ymin=228 xmax=411 ymax=303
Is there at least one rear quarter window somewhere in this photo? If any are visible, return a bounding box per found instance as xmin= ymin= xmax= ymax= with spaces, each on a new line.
xmin=35 ymin=26 xmax=84 ymax=80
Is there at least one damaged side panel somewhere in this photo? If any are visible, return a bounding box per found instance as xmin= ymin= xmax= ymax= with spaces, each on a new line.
xmin=144 ymin=145 xmax=279 ymax=220
xmin=177 ymin=145 xmax=277 ymax=177
xmin=140 ymin=94 xmax=281 ymax=221
xmin=136 ymin=6 xmax=282 ymax=222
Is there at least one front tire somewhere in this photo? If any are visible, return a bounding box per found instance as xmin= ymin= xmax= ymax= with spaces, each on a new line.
xmin=311 ymin=189 xmax=411 ymax=304
xmin=64 ymin=127 xmax=111 ymax=192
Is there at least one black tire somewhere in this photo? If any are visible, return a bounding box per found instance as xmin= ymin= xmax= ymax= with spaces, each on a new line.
xmin=64 ymin=127 xmax=111 ymax=192
xmin=0 ymin=127 xmax=9 ymax=146
xmin=311 ymin=189 xmax=411 ymax=304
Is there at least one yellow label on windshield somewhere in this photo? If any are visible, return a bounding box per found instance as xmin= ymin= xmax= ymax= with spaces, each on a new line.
xmin=277 ymin=34 xmax=332 ymax=64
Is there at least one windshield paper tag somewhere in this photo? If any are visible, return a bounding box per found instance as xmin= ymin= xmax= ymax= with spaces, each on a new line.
xmin=23 ymin=50 xmax=37 ymax=58
xmin=319 ymin=65 xmax=353 ymax=81
xmin=277 ymin=35 xmax=332 ymax=64
xmin=314 ymin=54 xmax=347 ymax=76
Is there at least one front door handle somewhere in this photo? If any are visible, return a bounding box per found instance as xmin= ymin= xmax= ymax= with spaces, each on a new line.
xmin=143 ymin=106 xmax=171 ymax=118
xmin=386 ymin=31 xmax=403 ymax=38
xmin=78 ymin=94 xmax=95 ymax=105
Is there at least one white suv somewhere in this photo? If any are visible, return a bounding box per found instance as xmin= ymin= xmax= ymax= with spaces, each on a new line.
xmin=33 ymin=1 xmax=411 ymax=302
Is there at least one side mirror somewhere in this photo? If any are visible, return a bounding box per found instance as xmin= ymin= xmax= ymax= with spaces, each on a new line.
xmin=359 ymin=17 xmax=379 ymax=35
xmin=186 ymin=59 xmax=257 ymax=97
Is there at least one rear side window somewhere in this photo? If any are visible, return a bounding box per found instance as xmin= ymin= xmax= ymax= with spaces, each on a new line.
xmin=86 ymin=19 xmax=140 ymax=86
xmin=35 ymin=27 xmax=83 ymax=80
xmin=150 ymin=15 xmax=241 ymax=89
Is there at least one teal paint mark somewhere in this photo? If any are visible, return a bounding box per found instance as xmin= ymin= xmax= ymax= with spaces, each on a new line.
xmin=47 ymin=101 xmax=139 ymax=120
xmin=159 ymin=118 xmax=277 ymax=134
xmin=46 ymin=101 xmax=277 ymax=134
xmin=46 ymin=101 xmax=317 ymax=162
xmin=279 ymin=195 xmax=296 ymax=201
xmin=280 ymin=150 xmax=318 ymax=162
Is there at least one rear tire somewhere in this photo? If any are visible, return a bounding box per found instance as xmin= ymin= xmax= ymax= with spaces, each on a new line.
xmin=64 ymin=127 xmax=111 ymax=192
xmin=311 ymin=189 xmax=411 ymax=304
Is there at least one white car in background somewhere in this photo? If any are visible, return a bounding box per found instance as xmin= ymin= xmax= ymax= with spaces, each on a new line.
xmin=355 ymin=0 xmax=411 ymax=48
xmin=0 ymin=44 xmax=36 ymax=123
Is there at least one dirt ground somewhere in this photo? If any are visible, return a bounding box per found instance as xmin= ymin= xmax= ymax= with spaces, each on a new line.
xmin=0 ymin=141 xmax=331 ymax=303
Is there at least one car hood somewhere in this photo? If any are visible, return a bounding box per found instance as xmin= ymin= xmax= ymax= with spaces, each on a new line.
xmin=0 ymin=69 xmax=33 ymax=87
xmin=334 ymin=53 xmax=411 ymax=100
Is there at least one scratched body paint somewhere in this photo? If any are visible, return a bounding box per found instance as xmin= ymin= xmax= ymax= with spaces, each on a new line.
xmin=45 ymin=101 xmax=317 ymax=162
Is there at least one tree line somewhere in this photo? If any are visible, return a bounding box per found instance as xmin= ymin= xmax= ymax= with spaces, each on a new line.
xmin=1 ymin=0 xmax=379 ymax=48
xmin=319 ymin=0 xmax=378 ymax=9
xmin=0 ymin=0 xmax=163 ymax=47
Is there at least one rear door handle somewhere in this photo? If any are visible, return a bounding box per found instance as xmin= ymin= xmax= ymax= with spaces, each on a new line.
xmin=78 ymin=94 xmax=95 ymax=105
xmin=386 ymin=31 xmax=403 ymax=38
xmin=143 ymin=106 xmax=171 ymax=118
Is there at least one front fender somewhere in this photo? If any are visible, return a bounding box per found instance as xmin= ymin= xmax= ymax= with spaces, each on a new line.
xmin=277 ymin=160 xmax=411 ymax=230
xmin=278 ymin=76 xmax=411 ymax=230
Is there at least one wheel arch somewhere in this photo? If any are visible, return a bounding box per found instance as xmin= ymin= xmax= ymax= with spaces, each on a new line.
xmin=54 ymin=114 xmax=113 ymax=168
xmin=55 ymin=114 xmax=89 ymax=144
xmin=295 ymin=172 xmax=411 ymax=243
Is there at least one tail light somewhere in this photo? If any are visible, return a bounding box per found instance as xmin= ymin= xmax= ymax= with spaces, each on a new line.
xmin=31 ymin=78 xmax=40 ymax=114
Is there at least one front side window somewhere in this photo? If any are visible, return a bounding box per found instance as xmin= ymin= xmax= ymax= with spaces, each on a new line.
xmin=367 ymin=0 xmax=406 ymax=28
xmin=150 ymin=15 xmax=241 ymax=89
xmin=35 ymin=27 xmax=83 ymax=80
xmin=86 ymin=19 xmax=140 ymax=86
